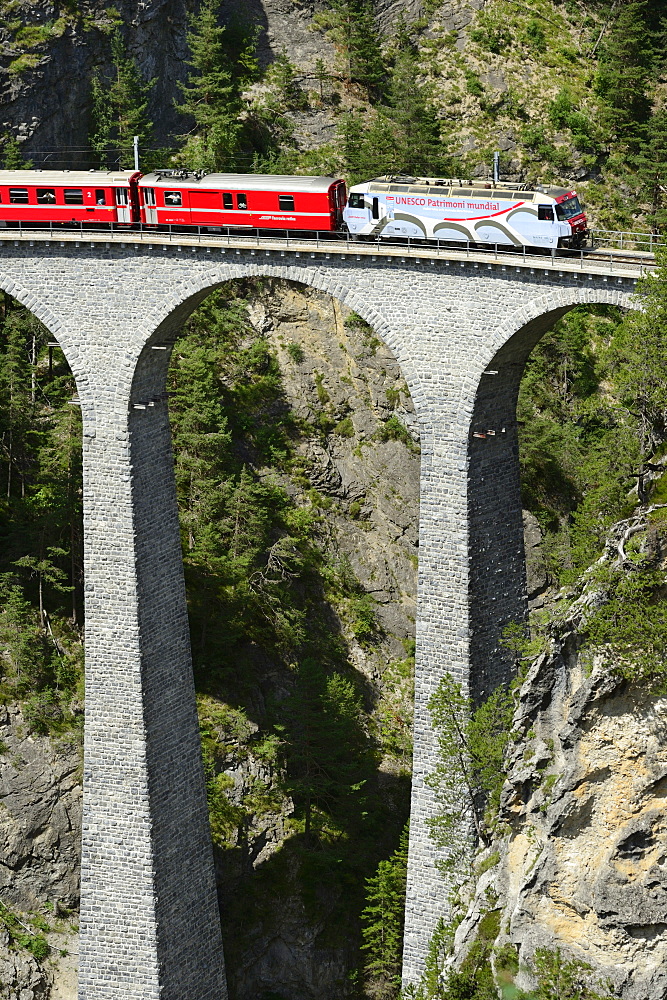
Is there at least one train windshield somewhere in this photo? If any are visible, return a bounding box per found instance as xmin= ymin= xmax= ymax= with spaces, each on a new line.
xmin=556 ymin=196 xmax=583 ymax=220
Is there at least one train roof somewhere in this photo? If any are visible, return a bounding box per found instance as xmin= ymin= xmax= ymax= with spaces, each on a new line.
xmin=140 ymin=172 xmax=341 ymax=192
xmin=0 ymin=170 xmax=138 ymax=185
xmin=356 ymin=176 xmax=577 ymax=202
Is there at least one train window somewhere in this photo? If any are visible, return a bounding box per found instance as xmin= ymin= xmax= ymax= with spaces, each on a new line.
xmin=452 ymin=188 xmax=472 ymax=196
xmin=555 ymin=196 xmax=583 ymax=221
xmin=538 ymin=205 xmax=555 ymax=221
xmin=115 ymin=188 xmax=128 ymax=205
xmin=223 ymin=192 xmax=233 ymax=209
xmin=236 ymin=192 xmax=247 ymax=210
xmin=95 ymin=190 xmax=107 ymax=205
xmin=9 ymin=188 xmax=29 ymax=204
xmin=278 ymin=194 xmax=295 ymax=211
xmin=164 ymin=191 xmax=182 ymax=206
xmin=37 ymin=188 xmax=56 ymax=203
xmin=408 ymin=186 xmax=429 ymax=194
xmin=372 ymin=197 xmax=379 ymax=220
xmin=143 ymin=188 xmax=156 ymax=206
xmin=348 ymin=193 xmax=364 ymax=208
xmin=64 ymin=189 xmax=83 ymax=204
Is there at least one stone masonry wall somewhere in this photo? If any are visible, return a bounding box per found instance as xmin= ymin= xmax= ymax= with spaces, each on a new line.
xmin=0 ymin=238 xmax=635 ymax=995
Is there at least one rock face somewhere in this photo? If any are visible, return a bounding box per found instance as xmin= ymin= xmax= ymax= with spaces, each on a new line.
xmin=0 ymin=937 xmax=50 ymax=1000
xmin=2 ymin=1 xmax=195 ymax=161
xmin=522 ymin=510 xmax=548 ymax=607
xmin=251 ymin=280 xmax=420 ymax=660
xmin=500 ymin=647 xmax=667 ymax=999
xmin=0 ymin=705 xmax=81 ymax=912
xmin=0 ymin=704 xmax=81 ymax=1000
xmin=454 ymin=524 xmax=667 ymax=1000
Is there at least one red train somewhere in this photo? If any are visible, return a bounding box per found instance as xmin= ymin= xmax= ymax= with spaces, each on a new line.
xmin=0 ymin=169 xmax=347 ymax=231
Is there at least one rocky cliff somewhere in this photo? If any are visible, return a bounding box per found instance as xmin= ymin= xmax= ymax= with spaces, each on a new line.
xmin=455 ymin=512 xmax=667 ymax=1000
xmin=1 ymin=0 xmax=195 ymax=160
xmin=0 ymin=704 xmax=80 ymax=1000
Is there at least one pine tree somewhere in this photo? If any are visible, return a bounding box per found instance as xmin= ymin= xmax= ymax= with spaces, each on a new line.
xmin=89 ymin=31 xmax=155 ymax=169
xmin=609 ymin=246 xmax=667 ymax=502
xmin=361 ymin=823 xmax=409 ymax=998
xmin=594 ymin=1 xmax=652 ymax=145
xmin=633 ymin=108 xmax=667 ymax=234
xmin=1 ymin=134 xmax=32 ymax=170
xmin=283 ymin=658 xmax=375 ymax=838
xmin=314 ymin=57 xmax=328 ymax=100
xmin=426 ymin=675 xmax=513 ymax=868
xmin=339 ymin=110 xmax=399 ymax=184
xmin=346 ymin=0 xmax=386 ymax=95
xmin=175 ymin=0 xmax=244 ymax=171
xmin=321 ymin=0 xmax=386 ymax=96
xmin=386 ymin=48 xmax=449 ymax=177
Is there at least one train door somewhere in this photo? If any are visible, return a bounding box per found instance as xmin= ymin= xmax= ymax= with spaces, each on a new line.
xmin=331 ymin=181 xmax=346 ymax=228
xmin=115 ymin=186 xmax=132 ymax=223
xmin=142 ymin=187 xmax=158 ymax=225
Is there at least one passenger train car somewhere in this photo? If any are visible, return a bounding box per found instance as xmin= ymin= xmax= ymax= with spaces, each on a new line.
xmin=0 ymin=168 xmax=588 ymax=250
xmin=0 ymin=170 xmax=140 ymax=226
xmin=138 ymin=172 xmax=347 ymax=231
xmin=343 ymin=176 xmax=588 ymax=249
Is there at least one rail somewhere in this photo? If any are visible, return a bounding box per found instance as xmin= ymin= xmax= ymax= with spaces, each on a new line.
xmin=0 ymin=221 xmax=655 ymax=279
xmin=590 ymin=229 xmax=665 ymax=253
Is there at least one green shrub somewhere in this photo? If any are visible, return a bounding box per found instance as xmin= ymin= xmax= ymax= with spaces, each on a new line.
xmin=376 ymin=415 xmax=417 ymax=451
xmin=335 ymin=416 xmax=354 ymax=437
xmin=23 ymin=689 xmax=64 ymax=735
xmin=286 ymin=342 xmax=304 ymax=363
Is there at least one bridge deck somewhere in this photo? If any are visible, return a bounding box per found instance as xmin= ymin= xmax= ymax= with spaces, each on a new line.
xmin=0 ymin=226 xmax=653 ymax=280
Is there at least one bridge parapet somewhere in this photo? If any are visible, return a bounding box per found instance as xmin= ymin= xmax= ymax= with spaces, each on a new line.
xmin=0 ymin=226 xmax=653 ymax=281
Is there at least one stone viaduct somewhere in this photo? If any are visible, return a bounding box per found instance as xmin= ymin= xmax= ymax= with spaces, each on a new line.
xmin=0 ymin=232 xmax=639 ymax=998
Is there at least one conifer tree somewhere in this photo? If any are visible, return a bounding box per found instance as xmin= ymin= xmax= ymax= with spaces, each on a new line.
xmin=386 ymin=48 xmax=449 ymax=177
xmin=320 ymin=0 xmax=386 ymax=96
xmin=175 ymin=0 xmax=245 ymax=171
xmin=633 ymin=108 xmax=667 ymax=234
xmin=361 ymin=823 xmax=409 ymax=998
xmin=594 ymin=1 xmax=651 ymax=145
xmin=89 ymin=31 xmax=155 ymax=169
xmin=1 ymin=134 xmax=31 ymax=170
xmin=609 ymin=246 xmax=667 ymax=502
xmin=283 ymin=658 xmax=375 ymax=839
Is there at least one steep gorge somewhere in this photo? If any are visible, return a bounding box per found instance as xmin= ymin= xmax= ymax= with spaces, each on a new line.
xmin=1 ymin=1 xmax=667 ymax=998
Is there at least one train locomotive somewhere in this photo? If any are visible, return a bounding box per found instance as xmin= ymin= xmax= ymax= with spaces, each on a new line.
xmin=0 ymin=168 xmax=588 ymax=249
xmin=343 ymin=176 xmax=588 ymax=249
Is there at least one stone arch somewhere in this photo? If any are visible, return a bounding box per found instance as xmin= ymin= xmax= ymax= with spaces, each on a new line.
xmin=0 ymin=273 xmax=97 ymax=436
xmin=466 ymin=286 xmax=637 ymax=701
xmin=126 ymin=262 xmax=427 ymax=431
xmin=125 ymin=266 xmax=423 ymax=999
